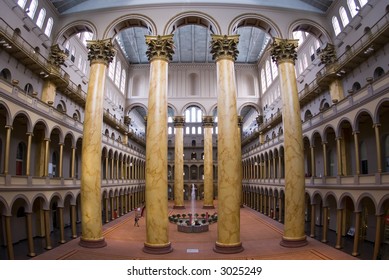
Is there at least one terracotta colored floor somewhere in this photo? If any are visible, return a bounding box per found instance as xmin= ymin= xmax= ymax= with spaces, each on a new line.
xmin=33 ymin=201 xmax=356 ymax=260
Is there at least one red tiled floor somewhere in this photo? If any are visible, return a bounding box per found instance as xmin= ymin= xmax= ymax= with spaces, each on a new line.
xmin=33 ymin=201 xmax=356 ymax=260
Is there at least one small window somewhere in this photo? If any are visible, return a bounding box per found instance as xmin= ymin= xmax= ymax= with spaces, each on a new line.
xmin=44 ymin=18 xmax=53 ymax=37
xmin=27 ymin=0 xmax=38 ymax=19
xmin=36 ymin=8 xmax=46 ymax=28
xmin=332 ymin=16 xmax=341 ymax=36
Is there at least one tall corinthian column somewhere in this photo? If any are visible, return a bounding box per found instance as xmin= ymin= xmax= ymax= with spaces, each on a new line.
xmin=79 ymin=39 xmax=115 ymax=248
xmin=202 ymin=116 xmax=215 ymax=209
xmin=211 ymin=34 xmax=244 ymax=254
xmin=143 ymin=35 xmax=175 ymax=254
xmin=270 ymin=38 xmax=307 ymax=247
xmin=173 ymin=116 xmax=185 ymax=209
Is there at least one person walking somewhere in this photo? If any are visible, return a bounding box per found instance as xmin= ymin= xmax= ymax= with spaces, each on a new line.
xmin=134 ymin=215 xmax=139 ymax=227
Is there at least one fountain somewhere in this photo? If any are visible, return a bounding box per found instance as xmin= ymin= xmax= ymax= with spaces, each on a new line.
xmin=174 ymin=184 xmax=212 ymax=233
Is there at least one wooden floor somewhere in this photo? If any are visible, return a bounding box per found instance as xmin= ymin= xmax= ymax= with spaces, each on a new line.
xmin=33 ymin=201 xmax=356 ymax=260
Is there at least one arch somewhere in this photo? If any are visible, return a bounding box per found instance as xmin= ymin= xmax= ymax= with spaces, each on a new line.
xmin=54 ymin=20 xmax=98 ymax=45
xmin=181 ymin=102 xmax=207 ymax=116
xmin=356 ymin=192 xmax=378 ymax=212
xmin=288 ymin=19 xmax=332 ymax=45
xmin=229 ymin=13 xmax=282 ymax=38
xmin=12 ymin=111 xmax=33 ymax=133
xmin=164 ymin=11 xmax=221 ymax=35
xmin=103 ymin=14 xmax=157 ymax=39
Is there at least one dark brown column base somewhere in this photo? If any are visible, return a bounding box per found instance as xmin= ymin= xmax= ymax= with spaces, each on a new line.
xmin=173 ymin=205 xmax=185 ymax=209
xmin=143 ymin=242 xmax=173 ymax=254
xmin=79 ymin=237 xmax=107 ymax=248
xmin=280 ymin=236 xmax=308 ymax=248
xmin=203 ymin=205 xmax=215 ymax=209
xmin=214 ymin=242 xmax=244 ymax=254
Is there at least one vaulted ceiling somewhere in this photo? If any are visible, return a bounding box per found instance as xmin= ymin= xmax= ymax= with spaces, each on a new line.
xmin=49 ymin=1 xmax=334 ymax=65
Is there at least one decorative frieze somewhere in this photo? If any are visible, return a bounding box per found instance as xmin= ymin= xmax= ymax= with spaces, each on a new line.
xmin=202 ymin=116 xmax=214 ymax=127
xmin=173 ymin=115 xmax=185 ymax=127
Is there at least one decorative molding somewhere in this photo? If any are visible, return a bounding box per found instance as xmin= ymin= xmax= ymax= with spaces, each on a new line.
xmin=87 ymin=38 xmax=116 ymax=66
xmin=270 ymin=38 xmax=298 ymax=65
xmin=210 ymin=34 xmax=239 ymax=62
xmin=145 ymin=35 xmax=175 ymax=62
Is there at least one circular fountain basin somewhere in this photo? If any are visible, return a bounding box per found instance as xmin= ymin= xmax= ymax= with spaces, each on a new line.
xmin=177 ymin=223 xmax=209 ymax=233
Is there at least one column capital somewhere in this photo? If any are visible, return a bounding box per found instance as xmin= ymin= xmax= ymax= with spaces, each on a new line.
xmin=322 ymin=141 xmax=328 ymax=145
xmin=145 ymin=35 xmax=175 ymax=62
xmin=173 ymin=116 xmax=185 ymax=127
xmin=202 ymin=116 xmax=214 ymax=127
xmin=318 ymin=43 xmax=337 ymax=66
xmin=5 ymin=125 xmax=13 ymax=130
xmin=270 ymin=38 xmax=298 ymax=65
xmin=256 ymin=115 xmax=263 ymax=125
xmin=49 ymin=44 xmax=68 ymax=67
xmin=87 ymin=38 xmax=116 ymax=66
xmin=352 ymin=130 xmax=360 ymax=135
xmin=373 ymin=123 xmax=381 ymax=128
xmin=210 ymin=34 xmax=239 ymax=62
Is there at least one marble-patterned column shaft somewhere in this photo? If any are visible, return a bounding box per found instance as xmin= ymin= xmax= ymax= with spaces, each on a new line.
xmin=4 ymin=125 xmax=12 ymax=175
xmin=322 ymin=206 xmax=328 ymax=243
xmin=44 ymin=209 xmax=52 ymax=250
xmin=5 ymin=215 xmax=14 ymax=259
xmin=43 ymin=138 xmax=50 ymax=177
xmin=71 ymin=204 xmax=77 ymax=238
xmin=143 ymin=35 xmax=174 ymax=254
xmin=58 ymin=143 xmax=63 ymax=177
xmin=58 ymin=207 xmax=66 ymax=244
xmin=41 ymin=80 xmax=57 ymax=104
xmin=211 ymin=34 xmax=243 ymax=254
xmin=270 ymin=38 xmax=307 ymax=247
xmin=310 ymin=146 xmax=315 ymax=177
xmin=322 ymin=142 xmax=328 ymax=176
xmin=26 ymin=132 xmax=32 ymax=176
xmin=80 ymin=38 xmax=115 ymax=248
xmin=335 ymin=208 xmax=343 ymax=249
xmin=336 ymin=137 xmax=342 ymax=176
xmin=238 ymin=116 xmax=243 ymax=208
xmin=373 ymin=215 xmax=383 ymax=260
xmin=352 ymin=211 xmax=361 ymax=256
xmin=173 ymin=116 xmax=185 ymax=209
xmin=25 ymin=212 xmax=36 ymax=257
xmin=329 ymin=79 xmax=344 ymax=103
xmin=203 ymin=116 xmax=215 ymax=209
xmin=353 ymin=131 xmax=360 ymax=175
xmin=374 ymin=124 xmax=382 ymax=173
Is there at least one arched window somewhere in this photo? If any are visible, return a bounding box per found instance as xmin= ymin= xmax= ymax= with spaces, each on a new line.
xmin=27 ymin=0 xmax=38 ymax=19
xmin=265 ymin=60 xmax=272 ymax=86
xmin=17 ymin=0 xmax=27 ymax=9
xmin=184 ymin=106 xmax=203 ymax=123
xmin=339 ymin=7 xmax=349 ymax=27
xmin=271 ymin=61 xmax=278 ymax=78
xmin=70 ymin=46 xmax=76 ymax=62
xmin=115 ymin=61 xmax=121 ymax=87
xmin=303 ymin=53 xmax=308 ymax=69
xmin=373 ymin=67 xmax=385 ymax=79
xmin=36 ymin=8 xmax=46 ymax=28
xmin=332 ymin=16 xmax=341 ymax=36
xmin=261 ymin=69 xmax=266 ymax=93
xmin=44 ymin=17 xmax=53 ymax=36
xmin=348 ymin=0 xmax=358 ymax=17
xmin=109 ymin=56 xmax=116 ymax=80
xmin=120 ymin=69 xmax=126 ymax=93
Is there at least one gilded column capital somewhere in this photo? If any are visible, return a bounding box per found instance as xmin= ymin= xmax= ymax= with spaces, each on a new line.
xmin=86 ymin=38 xmax=116 ymax=66
xmin=270 ymin=38 xmax=298 ymax=65
xmin=210 ymin=34 xmax=239 ymax=62
xmin=173 ymin=116 xmax=185 ymax=127
xmin=145 ymin=35 xmax=175 ymax=62
xmin=319 ymin=43 xmax=337 ymax=66
xmin=49 ymin=44 xmax=68 ymax=67
xmin=202 ymin=116 xmax=214 ymax=127
xmin=256 ymin=115 xmax=263 ymax=125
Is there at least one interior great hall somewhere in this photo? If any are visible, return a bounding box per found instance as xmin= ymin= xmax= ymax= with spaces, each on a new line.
xmin=0 ymin=0 xmax=388 ymax=260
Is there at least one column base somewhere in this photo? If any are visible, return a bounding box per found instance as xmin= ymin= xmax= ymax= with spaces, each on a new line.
xmin=173 ymin=205 xmax=185 ymax=209
xmin=28 ymin=252 xmax=36 ymax=257
xmin=351 ymin=252 xmax=359 ymax=257
xmin=79 ymin=237 xmax=107 ymax=248
xmin=203 ymin=205 xmax=215 ymax=209
xmin=143 ymin=242 xmax=173 ymax=254
xmin=45 ymin=246 xmax=52 ymax=250
xmin=214 ymin=242 xmax=244 ymax=254
xmin=59 ymin=240 xmax=66 ymax=244
xmin=280 ymin=236 xmax=308 ymax=248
